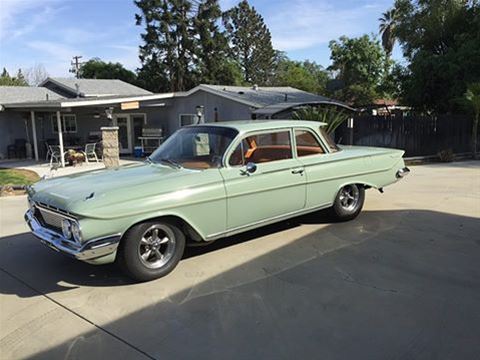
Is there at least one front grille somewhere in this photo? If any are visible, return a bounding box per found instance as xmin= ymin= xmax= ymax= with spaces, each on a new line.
xmin=37 ymin=207 xmax=64 ymax=230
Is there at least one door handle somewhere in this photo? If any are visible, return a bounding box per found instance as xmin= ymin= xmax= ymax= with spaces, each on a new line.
xmin=291 ymin=168 xmax=304 ymax=175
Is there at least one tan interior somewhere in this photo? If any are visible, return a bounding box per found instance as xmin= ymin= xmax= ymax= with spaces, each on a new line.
xmin=230 ymin=144 xmax=325 ymax=166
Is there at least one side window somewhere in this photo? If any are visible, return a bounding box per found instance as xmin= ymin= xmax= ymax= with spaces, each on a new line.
xmin=229 ymin=130 xmax=292 ymax=166
xmin=295 ymin=130 xmax=324 ymax=157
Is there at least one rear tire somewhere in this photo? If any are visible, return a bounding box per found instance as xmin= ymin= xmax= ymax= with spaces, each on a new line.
xmin=116 ymin=220 xmax=185 ymax=282
xmin=329 ymin=184 xmax=365 ymax=221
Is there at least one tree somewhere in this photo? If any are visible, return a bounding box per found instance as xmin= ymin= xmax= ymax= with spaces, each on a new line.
xmin=272 ymin=57 xmax=328 ymax=94
xmin=393 ymin=0 xmax=480 ymax=112
xmin=80 ymin=58 xmax=137 ymax=84
xmin=136 ymin=58 xmax=170 ymax=93
xmin=194 ymin=0 xmax=234 ymax=84
xmin=25 ymin=64 xmax=49 ymax=86
xmin=16 ymin=69 xmax=27 ymax=85
xmin=464 ymin=83 xmax=480 ymax=159
xmin=292 ymin=106 xmax=349 ymax=134
xmin=135 ymin=0 xmax=196 ymax=92
xmin=328 ymin=35 xmax=386 ymax=106
xmin=223 ymin=0 xmax=276 ymax=84
xmin=0 ymin=68 xmax=28 ymax=86
xmin=378 ymin=8 xmax=398 ymax=58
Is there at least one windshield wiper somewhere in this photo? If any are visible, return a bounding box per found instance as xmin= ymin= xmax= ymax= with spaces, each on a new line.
xmin=159 ymin=158 xmax=182 ymax=169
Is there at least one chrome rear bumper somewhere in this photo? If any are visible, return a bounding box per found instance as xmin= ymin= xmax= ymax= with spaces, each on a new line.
xmin=396 ymin=167 xmax=410 ymax=179
xmin=25 ymin=210 xmax=120 ymax=261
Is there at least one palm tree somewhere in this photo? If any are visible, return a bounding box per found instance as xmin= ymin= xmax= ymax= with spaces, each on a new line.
xmin=465 ymin=83 xmax=480 ymax=159
xmin=292 ymin=106 xmax=349 ymax=135
xmin=379 ymin=8 xmax=397 ymax=58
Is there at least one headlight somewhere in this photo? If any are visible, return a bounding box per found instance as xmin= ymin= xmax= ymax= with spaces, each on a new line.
xmin=61 ymin=219 xmax=72 ymax=239
xmin=71 ymin=221 xmax=82 ymax=243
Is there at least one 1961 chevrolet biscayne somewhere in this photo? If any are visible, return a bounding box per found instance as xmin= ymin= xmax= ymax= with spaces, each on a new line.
xmin=25 ymin=120 xmax=409 ymax=281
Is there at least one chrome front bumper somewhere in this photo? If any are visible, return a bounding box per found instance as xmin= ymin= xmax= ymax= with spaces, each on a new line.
xmin=25 ymin=210 xmax=121 ymax=261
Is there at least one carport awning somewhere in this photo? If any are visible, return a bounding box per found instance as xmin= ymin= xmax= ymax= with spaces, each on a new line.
xmin=252 ymin=100 xmax=357 ymax=117
xmin=1 ymin=93 xmax=176 ymax=111
xmin=0 ymin=93 xmax=177 ymax=167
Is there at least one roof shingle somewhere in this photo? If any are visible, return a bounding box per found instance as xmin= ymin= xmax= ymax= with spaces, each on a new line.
xmin=42 ymin=78 xmax=152 ymax=97
xmin=0 ymin=86 xmax=64 ymax=105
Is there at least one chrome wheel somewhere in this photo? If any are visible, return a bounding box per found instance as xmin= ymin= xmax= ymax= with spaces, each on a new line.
xmin=338 ymin=185 xmax=360 ymax=212
xmin=138 ymin=224 xmax=176 ymax=269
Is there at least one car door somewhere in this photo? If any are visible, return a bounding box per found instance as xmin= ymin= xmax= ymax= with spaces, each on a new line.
xmin=220 ymin=128 xmax=306 ymax=231
xmin=293 ymin=127 xmax=338 ymax=208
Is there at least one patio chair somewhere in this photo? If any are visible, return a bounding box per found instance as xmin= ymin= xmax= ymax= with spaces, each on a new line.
xmin=45 ymin=142 xmax=52 ymax=161
xmin=48 ymin=145 xmax=66 ymax=167
xmin=82 ymin=143 xmax=100 ymax=163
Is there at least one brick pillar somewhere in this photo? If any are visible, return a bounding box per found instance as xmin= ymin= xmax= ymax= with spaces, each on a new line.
xmin=101 ymin=126 xmax=120 ymax=168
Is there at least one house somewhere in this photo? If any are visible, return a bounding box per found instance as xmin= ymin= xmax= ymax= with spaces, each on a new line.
xmin=361 ymin=99 xmax=411 ymax=116
xmin=0 ymin=78 xmax=348 ymax=162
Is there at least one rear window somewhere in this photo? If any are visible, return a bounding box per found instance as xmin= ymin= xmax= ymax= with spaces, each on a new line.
xmin=320 ymin=127 xmax=340 ymax=152
xmin=295 ymin=130 xmax=325 ymax=156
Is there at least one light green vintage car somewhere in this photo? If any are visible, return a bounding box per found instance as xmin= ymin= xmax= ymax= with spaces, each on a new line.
xmin=25 ymin=120 xmax=409 ymax=281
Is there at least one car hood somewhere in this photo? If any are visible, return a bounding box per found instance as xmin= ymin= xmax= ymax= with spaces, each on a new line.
xmin=29 ymin=162 xmax=203 ymax=216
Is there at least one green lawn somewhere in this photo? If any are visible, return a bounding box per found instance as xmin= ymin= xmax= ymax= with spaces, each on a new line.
xmin=0 ymin=168 xmax=40 ymax=186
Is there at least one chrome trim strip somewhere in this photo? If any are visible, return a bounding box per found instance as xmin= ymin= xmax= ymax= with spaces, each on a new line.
xmin=25 ymin=210 xmax=120 ymax=261
xmin=206 ymin=202 xmax=331 ymax=240
xmin=35 ymin=202 xmax=77 ymax=220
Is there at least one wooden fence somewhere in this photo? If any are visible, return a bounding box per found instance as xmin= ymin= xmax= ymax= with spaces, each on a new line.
xmin=334 ymin=114 xmax=475 ymax=157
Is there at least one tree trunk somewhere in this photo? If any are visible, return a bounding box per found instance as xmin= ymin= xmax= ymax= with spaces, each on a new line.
xmin=473 ymin=113 xmax=478 ymax=160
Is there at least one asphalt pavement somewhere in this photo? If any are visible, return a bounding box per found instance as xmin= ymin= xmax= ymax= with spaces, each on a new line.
xmin=1 ymin=161 xmax=479 ymax=360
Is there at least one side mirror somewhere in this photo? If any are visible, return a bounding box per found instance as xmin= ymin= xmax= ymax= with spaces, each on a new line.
xmin=240 ymin=162 xmax=257 ymax=176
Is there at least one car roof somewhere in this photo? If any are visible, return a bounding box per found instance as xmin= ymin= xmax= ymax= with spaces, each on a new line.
xmin=193 ymin=120 xmax=327 ymax=133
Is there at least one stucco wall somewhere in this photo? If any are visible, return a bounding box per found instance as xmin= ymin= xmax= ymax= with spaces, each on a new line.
xmin=167 ymin=90 xmax=253 ymax=130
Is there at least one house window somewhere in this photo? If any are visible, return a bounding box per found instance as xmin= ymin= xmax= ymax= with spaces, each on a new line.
xmin=51 ymin=114 xmax=77 ymax=133
xmin=179 ymin=114 xmax=198 ymax=127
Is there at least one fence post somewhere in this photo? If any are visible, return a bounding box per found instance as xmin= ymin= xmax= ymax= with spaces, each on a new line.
xmin=347 ymin=117 xmax=354 ymax=145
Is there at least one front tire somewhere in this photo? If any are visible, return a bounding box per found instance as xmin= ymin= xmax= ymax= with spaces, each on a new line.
xmin=330 ymin=184 xmax=365 ymax=221
xmin=116 ymin=220 xmax=186 ymax=282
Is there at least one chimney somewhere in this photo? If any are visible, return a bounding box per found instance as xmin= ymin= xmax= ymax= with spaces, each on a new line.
xmin=46 ymin=93 xmax=49 ymax=101
xmin=284 ymin=93 xmax=288 ymax=102
xmin=252 ymin=84 xmax=259 ymax=91
xmin=75 ymin=83 xmax=80 ymax=98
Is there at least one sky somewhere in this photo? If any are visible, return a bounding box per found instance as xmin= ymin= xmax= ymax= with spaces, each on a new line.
xmin=0 ymin=0 xmax=403 ymax=79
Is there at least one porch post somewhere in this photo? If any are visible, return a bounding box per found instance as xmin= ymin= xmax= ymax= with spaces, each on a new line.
xmin=30 ymin=111 xmax=39 ymax=161
xmin=56 ymin=111 xmax=65 ymax=167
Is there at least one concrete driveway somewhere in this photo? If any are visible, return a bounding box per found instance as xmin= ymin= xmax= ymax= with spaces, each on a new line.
xmin=1 ymin=161 xmax=479 ymax=360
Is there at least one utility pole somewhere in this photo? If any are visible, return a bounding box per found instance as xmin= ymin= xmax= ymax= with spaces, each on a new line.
xmin=69 ymin=55 xmax=84 ymax=78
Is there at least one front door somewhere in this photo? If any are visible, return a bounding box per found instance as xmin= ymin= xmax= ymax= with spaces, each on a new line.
xmin=220 ymin=129 xmax=306 ymax=231
xmin=113 ymin=115 xmax=132 ymax=154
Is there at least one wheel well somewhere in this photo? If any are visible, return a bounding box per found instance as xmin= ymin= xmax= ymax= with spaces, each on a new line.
xmin=333 ymin=182 xmax=368 ymax=200
xmin=122 ymin=215 xmax=204 ymax=243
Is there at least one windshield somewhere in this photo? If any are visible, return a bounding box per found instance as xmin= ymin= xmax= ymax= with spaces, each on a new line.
xmin=149 ymin=126 xmax=238 ymax=169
